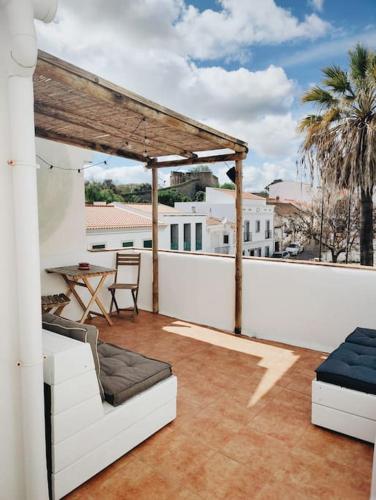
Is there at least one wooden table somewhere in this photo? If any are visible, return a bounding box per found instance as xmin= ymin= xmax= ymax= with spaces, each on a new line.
xmin=46 ymin=265 xmax=116 ymax=326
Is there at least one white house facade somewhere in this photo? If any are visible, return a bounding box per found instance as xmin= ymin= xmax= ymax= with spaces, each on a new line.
xmin=266 ymin=180 xmax=315 ymax=204
xmin=176 ymin=188 xmax=275 ymax=257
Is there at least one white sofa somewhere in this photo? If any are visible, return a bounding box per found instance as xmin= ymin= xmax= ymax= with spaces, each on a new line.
xmin=42 ymin=330 xmax=177 ymax=499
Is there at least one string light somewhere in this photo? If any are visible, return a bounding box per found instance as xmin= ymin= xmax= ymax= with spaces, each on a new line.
xmin=37 ymin=154 xmax=108 ymax=173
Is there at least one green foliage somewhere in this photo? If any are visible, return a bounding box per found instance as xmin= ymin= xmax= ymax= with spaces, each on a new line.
xmin=219 ymin=182 xmax=235 ymax=190
xmin=85 ymin=180 xmax=123 ymax=203
xmin=189 ymin=165 xmax=212 ymax=174
xmin=158 ymin=189 xmax=190 ymax=207
xmin=194 ymin=191 xmax=205 ymax=201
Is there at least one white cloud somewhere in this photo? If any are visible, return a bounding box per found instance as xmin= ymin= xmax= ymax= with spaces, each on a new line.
xmin=282 ymin=29 xmax=376 ymax=68
xmin=36 ymin=0 xmax=327 ymax=186
xmin=176 ymin=0 xmax=330 ymax=60
xmin=309 ymin=0 xmax=324 ymax=12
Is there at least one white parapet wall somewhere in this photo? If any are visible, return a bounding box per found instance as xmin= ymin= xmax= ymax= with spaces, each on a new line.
xmin=41 ymin=248 xmax=376 ymax=354
xmin=134 ymin=251 xmax=376 ymax=353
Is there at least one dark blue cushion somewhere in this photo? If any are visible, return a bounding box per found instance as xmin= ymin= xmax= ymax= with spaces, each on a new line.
xmin=345 ymin=327 xmax=376 ymax=348
xmin=316 ymin=342 xmax=376 ymax=394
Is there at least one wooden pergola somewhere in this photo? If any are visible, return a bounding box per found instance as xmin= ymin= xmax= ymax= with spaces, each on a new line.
xmin=33 ymin=51 xmax=248 ymax=333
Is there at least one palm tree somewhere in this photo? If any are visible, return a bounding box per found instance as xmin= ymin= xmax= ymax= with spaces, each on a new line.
xmin=299 ymin=44 xmax=376 ymax=266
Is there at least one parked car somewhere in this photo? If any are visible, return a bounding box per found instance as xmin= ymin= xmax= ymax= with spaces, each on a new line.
xmin=285 ymin=242 xmax=304 ymax=256
xmin=271 ymin=250 xmax=290 ymax=259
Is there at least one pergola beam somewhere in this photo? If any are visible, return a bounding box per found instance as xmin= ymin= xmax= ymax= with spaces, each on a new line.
xmin=35 ymin=127 xmax=148 ymax=163
xmin=234 ymin=159 xmax=243 ymax=334
xmin=152 ymin=166 xmax=159 ymax=314
xmin=147 ymin=152 xmax=245 ymax=169
xmin=35 ymin=103 xmax=177 ymax=158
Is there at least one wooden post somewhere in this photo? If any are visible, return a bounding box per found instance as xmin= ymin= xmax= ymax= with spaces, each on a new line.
xmin=152 ymin=165 xmax=159 ymax=313
xmin=235 ymin=159 xmax=243 ymax=334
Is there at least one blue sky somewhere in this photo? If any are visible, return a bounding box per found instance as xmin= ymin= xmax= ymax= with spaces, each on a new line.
xmin=36 ymin=0 xmax=376 ymax=191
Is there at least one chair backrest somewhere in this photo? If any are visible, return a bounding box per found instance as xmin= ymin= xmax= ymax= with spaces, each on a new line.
xmin=115 ymin=252 xmax=141 ymax=285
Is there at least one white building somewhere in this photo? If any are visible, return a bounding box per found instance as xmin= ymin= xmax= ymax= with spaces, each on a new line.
xmin=86 ymin=202 xmax=208 ymax=253
xmin=266 ymin=180 xmax=315 ymax=204
xmin=86 ymin=203 xmax=167 ymax=250
xmin=176 ymin=187 xmax=275 ymax=257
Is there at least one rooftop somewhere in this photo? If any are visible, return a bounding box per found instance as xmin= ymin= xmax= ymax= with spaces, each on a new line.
xmin=67 ymin=311 xmax=372 ymax=500
xmin=86 ymin=204 xmax=162 ymax=230
xmin=210 ymin=188 xmax=265 ymax=201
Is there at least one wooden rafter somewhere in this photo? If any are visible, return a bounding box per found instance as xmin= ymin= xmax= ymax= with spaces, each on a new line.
xmin=147 ymin=152 xmax=246 ymax=169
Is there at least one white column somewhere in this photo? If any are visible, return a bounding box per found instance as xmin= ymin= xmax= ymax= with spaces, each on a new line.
xmin=0 ymin=1 xmax=57 ymax=498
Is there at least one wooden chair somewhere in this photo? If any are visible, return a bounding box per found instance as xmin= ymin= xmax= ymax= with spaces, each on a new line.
xmin=109 ymin=253 xmax=141 ymax=315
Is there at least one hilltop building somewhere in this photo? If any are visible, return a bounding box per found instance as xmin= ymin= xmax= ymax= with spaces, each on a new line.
xmin=169 ymin=169 xmax=219 ymax=198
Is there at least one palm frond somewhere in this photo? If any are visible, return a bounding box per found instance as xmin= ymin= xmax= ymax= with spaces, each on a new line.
xmin=322 ymin=107 xmax=341 ymax=123
xmin=302 ymin=86 xmax=337 ymax=108
xmin=322 ymin=65 xmax=353 ymax=96
xmin=349 ymin=44 xmax=369 ymax=84
xmin=298 ymin=114 xmax=322 ymax=132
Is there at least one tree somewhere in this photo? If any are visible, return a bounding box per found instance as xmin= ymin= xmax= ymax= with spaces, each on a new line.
xmin=219 ymin=182 xmax=235 ymax=190
xmin=158 ymin=189 xmax=190 ymax=207
xmin=189 ymin=165 xmax=212 ymax=174
xmin=299 ymin=44 xmax=376 ymax=266
xmin=194 ymin=191 xmax=205 ymax=201
xmin=85 ymin=180 xmax=122 ymax=203
xmin=291 ymin=192 xmax=359 ymax=263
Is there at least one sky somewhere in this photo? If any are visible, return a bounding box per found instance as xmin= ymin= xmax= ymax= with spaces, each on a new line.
xmin=36 ymin=0 xmax=376 ymax=191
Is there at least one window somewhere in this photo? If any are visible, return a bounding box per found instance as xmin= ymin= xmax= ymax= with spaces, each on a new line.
xmin=265 ymin=246 xmax=270 ymax=257
xmin=143 ymin=240 xmax=152 ymax=248
xmin=255 ymin=220 xmax=261 ymax=233
xmin=195 ymin=223 xmax=202 ymax=251
xmin=170 ymin=224 xmax=179 ymax=250
xmin=265 ymin=220 xmax=271 ymax=239
xmin=223 ymin=234 xmax=229 ymax=245
xmin=244 ymin=220 xmax=251 ymax=242
xmin=122 ymin=241 xmax=133 ymax=248
xmin=91 ymin=243 xmax=106 ymax=250
xmin=249 ymin=249 xmax=255 ymax=256
xmin=256 ymin=248 xmax=262 ymax=257
xmin=183 ymin=223 xmax=191 ymax=251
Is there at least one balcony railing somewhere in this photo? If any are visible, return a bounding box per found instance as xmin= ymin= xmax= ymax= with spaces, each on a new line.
xmin=184 ymin=241 xmax=191 ymax=251
xmin=170 ymin=242 xmax=179 ymax=251
xmin=265 ymin=230 xmax=272 ymax=239
xmin=244 ymin=231 xmax=252 ymax=242
xmin=195 ymin=239 xmax=202 ymax=251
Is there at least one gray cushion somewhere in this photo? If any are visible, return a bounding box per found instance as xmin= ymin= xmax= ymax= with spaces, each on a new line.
xmin=98 ymin=342 xmax=172 ymax=406
xmin=42 ymin=313 xmax=104 ymax=399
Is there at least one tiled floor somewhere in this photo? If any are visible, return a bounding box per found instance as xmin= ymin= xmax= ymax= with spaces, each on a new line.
xmin=67 ymin=311 xmax=373 ymax=499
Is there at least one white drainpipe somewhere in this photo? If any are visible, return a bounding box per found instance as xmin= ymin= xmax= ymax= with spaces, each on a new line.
xmin=1 ymin=0 xmax=57 ymax=498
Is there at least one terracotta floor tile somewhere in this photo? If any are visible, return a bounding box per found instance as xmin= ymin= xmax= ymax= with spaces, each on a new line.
xmin=66 ymin=311 xmax=372 ymax=500
xmin=295 ymin=424 xmax=373 ymax=472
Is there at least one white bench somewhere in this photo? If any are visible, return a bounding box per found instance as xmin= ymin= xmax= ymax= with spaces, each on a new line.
xmin=312 ymin=379 xmax=376 ymax=443
xmin=42 ymin=329 xmax=177 ymax=499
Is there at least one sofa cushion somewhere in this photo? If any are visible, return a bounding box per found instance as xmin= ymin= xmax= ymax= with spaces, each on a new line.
xmin=98 ymin=342 xmax=172 ymax=406
xmin=316 ymin=342 xmax=376 ymax=394
xmin=346 ymin=327 xmax=376 ymax=348
xmin=42 ymin=313 xmax=104 ymax=399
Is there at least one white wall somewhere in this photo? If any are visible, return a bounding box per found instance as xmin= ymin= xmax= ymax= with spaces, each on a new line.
xmin=86 ymin=227 xmax=168 ymax=251
xmin=268 ymin=181 xmax=314 ymax=203
xmin=122 ymin=251 xmax=376 ymax=353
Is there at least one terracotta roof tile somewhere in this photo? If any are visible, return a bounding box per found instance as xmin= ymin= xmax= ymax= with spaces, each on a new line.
xmin=86 ymin=205 xmax=158 ymax=230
